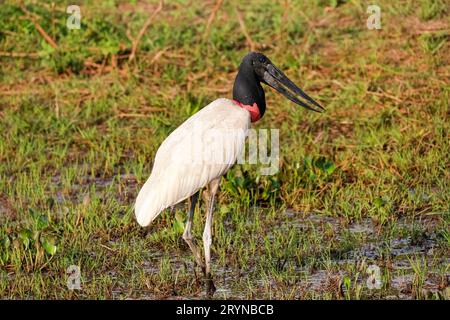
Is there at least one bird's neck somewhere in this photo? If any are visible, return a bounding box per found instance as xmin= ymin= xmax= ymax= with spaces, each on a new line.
xmin=232 ymin=66 xmax=266 ymax=122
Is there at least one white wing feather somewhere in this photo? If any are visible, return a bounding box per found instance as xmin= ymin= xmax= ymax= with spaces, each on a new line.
xmin=135 ymin=98 xmax=250 ymax=227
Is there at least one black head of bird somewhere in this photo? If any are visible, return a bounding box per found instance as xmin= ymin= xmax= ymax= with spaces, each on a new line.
xmin=233 ymin=52 xmax=324 ymax=120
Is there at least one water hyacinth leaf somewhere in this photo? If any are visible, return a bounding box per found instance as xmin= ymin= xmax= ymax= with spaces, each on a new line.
xmin=313 ymin=158 xmax=334 ymax=174
xmin=314 ymin=157 xmax=325 ymax=169
xmin=41 ymin=238 xmax=57 ymax=255
xmin=19 ymin=229 xmax=32 ymax=238
xmin=323 ymin=161 xmax=336 ymax=174
xmin=18 ymin=229 xmax=32 ymax=249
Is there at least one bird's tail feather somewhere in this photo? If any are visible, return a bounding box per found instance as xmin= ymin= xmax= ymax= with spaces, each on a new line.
xmin=134 ymin=180 xmax=165 ymax=227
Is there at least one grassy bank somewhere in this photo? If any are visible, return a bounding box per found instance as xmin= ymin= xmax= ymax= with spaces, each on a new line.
xmin=0 ymin=0 xmax=449 ymax=299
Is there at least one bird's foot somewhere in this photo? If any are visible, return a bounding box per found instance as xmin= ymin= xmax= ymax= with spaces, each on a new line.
xmin=205 ymin=275 xmax=216 ymax=298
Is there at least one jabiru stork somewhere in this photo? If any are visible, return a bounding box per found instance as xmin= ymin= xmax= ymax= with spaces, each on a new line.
xmin=135 ymin=52 xmax=324 ymax=296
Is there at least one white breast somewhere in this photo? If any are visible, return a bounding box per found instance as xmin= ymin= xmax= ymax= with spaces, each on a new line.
xmin=135 ymin=98 xmax=251 ymax=227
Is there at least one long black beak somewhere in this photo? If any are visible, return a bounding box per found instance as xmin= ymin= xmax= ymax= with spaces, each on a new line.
xmin=263 ymin=64 xmax=324 ymax=113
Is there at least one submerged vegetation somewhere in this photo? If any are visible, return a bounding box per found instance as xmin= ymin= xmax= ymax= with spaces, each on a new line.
xmin=0 ymin=0 xmax=449 ymax=299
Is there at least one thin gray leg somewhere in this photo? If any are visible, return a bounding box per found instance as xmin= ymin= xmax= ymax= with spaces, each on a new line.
xmin=182 ymin=191 xmax=204 ymax=269
xmin=203 ymin=177 xmax=220 ymax=296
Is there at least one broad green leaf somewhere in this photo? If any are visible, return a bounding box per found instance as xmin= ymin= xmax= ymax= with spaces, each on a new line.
xmin=19 ymin=229 xmax=32 ymax=249
xmin=41 ymin=238 xmax=57 ymax=255
xmin=323 ymin=162 xmax=336 ymax=175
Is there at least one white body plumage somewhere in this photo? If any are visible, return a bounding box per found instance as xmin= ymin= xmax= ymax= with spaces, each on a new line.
xmin=135 ymin=98 xmax=251 ymax=227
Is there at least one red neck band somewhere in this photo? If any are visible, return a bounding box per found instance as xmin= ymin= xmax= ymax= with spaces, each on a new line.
xmin=232 ymin=100 xmax=261 ymax=122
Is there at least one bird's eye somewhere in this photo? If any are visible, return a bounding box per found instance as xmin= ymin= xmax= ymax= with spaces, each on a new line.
xmin=258 ymin=56 xmax=266 ymax=63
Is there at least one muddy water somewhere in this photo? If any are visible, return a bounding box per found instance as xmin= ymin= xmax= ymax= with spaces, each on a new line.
xmin=51 ymin=173 xmax=139 ymax=205
xmin=283 ymin=213 xmax=448 ymax=299
xmin=137 ymin=210 xmax=448 ymax=299
xmin=48 ymin=175 xmax=448 ymax=299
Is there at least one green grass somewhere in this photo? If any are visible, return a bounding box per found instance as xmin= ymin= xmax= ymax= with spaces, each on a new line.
xmin=0 ymin=0 xmax=449 ymax=299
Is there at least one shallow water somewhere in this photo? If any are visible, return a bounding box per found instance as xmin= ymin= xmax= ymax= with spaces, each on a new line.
xmin=43 ymin=174 xmax=449 ymax=299
xmin=135 ymin=210 xmax=448 ymax=299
